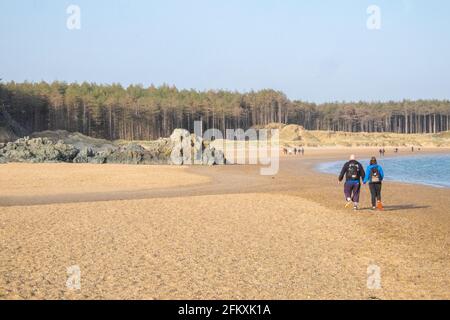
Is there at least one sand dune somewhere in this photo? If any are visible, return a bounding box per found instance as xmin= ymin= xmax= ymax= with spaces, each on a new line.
xmin=254 ymin=123 xmax=450 ymax=147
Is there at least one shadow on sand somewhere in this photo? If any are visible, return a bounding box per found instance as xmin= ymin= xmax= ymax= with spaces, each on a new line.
xmin=383 ymin=204 xmax=431 ymax=212
xmin=361 ymin=204 xmax=431 ymax=212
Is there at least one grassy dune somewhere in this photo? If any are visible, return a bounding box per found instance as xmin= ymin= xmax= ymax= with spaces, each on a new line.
xmin=254 ymin=124 xmax=450 ymax=148
xmin=293 ymin=130 xmax=450 ymax=147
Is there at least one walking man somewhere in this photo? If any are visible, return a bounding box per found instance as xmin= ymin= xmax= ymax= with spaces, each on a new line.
xmin=338 ymin=155 xmax=365 ymax=210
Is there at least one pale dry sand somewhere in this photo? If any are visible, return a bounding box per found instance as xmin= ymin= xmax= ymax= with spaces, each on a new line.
xmin=0 ymin=148 xmax=449 ymax=300
xmin=0 ymin=163 xmax=210 ymax=197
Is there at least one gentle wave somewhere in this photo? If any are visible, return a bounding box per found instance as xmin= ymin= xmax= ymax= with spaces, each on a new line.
xmin=316 ymin=153 xmax=450 ymax=189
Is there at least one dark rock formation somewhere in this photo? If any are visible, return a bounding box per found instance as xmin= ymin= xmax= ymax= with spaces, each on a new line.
xmin=0 ymin=137 xmax=79 ymax=163
xmin=0 ymin=129 xmax=226 ymax=166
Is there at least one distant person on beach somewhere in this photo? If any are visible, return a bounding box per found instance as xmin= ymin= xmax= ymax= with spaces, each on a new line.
xmin=364 ymin=157 xmax=385 ymax=211
xmin=338 ymin=155 xmax=365 ymax=210
xmin=379 ymin=149 xmax=383 ymax=157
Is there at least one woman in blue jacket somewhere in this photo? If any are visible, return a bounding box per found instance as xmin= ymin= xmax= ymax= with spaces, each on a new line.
xmin=364 ymin=157 xmax=385 ymax=210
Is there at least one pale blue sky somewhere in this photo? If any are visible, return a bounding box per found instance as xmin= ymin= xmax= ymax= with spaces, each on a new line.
xmin=1 ymin=0 xmax=449 ymax=102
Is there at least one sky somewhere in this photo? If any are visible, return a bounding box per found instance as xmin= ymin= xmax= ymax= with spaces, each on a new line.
xmin=1 ymin=0 xmax=450 ymax=103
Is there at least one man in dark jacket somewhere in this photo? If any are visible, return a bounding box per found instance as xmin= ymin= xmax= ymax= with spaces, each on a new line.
xmin=338 ymin=154 xmax=366 ymax=210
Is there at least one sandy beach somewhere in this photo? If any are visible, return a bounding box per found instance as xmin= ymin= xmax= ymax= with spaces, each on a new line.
xmin=0 ymin=148 xmax=449 ymax=300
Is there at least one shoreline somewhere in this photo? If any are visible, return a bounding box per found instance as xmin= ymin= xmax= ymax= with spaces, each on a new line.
xmin=292 ymin=150 xmax=450 ymax=212
xmin=312 ymin=149 xmax=450 ymax=189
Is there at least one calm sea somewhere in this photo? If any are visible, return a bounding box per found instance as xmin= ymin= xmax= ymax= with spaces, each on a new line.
xmin=316 ymin=153 xmax=450 ymax=188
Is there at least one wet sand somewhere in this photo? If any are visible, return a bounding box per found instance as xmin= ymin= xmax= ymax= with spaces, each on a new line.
xmin=0 ymin=148 xmax=449 ymax=300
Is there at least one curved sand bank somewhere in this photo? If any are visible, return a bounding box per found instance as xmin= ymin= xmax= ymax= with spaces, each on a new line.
xmin=0 ymin=163 xmax=210 ymax=198
xmin=0 ymin=148 xmax=449 ymax=300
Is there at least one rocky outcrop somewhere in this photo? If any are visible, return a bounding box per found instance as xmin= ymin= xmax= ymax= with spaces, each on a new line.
xmin=0 ymin=129 xmax=226 ymax=166
xmin=0 ymin=137 xmax=79 ymax=163
xmin=69 ymin=143 xmax=172 ymax=165
xmin=103 ymin=143 xmax=159 ymax=165
xmin=201 ymin=146 xmax=225 ymax=166
xmin=73 ymin=147 xmax=97 ymax=163
xmin=170 ymin=129 xmax=200 ymax=165
xmin=169 ymin=129 xmax=225 ymax=166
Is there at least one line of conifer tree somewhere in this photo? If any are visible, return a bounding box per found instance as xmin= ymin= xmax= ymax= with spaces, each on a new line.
xmin=1 ymin=81 xmax=449 ymax=140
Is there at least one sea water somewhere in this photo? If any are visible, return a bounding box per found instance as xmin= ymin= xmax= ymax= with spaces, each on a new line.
xmin=316 ymin=153 xmax=450 ymax=188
